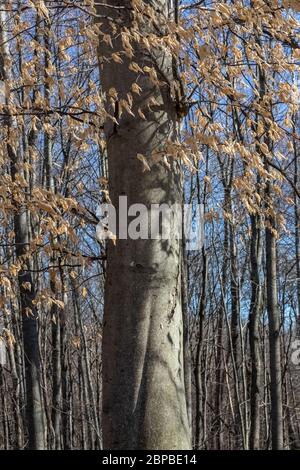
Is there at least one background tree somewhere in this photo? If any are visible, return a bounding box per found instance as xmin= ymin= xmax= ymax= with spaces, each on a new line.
xmin=0 ymin=0 xmax=299 ymax=450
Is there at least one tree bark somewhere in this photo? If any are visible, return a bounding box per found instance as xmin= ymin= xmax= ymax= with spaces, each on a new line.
xmin=97 ymin=0 xmax=191 ymax=450
xmin=265 ymin=202 xmax=284 ymax=450
xmin=248 ymin=213 xmax=262 ymax=449
xmin=0 ymin=8 xmax=45 ymax=450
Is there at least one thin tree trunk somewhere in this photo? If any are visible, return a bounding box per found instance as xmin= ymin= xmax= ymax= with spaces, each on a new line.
xmin=265 ymin=198 xmax=284 ymax=450
xmin=248 ymin=212 xmax=263 ymax=449
xmin=258 ymin=63 xmax=284 ymax=450
xmin=0 ymin=9 xmax=45 ymax=450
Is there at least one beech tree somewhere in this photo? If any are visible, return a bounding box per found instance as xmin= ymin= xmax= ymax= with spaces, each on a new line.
xmin=0 ymin=8 xmax=45 ymax=449
xmin=97 ymin=0 xmax=191 ymax=450
xmin=0 ymin=0 xmax=300 ymax=451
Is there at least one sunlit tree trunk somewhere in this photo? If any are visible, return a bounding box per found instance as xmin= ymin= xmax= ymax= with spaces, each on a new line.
xmin=97 ymin=0 xmax=191 ymax=449
xmin=0 ymin=8 xmax=45 ymax=450
xmin=258 ymin=64 xmax=284 ymax=450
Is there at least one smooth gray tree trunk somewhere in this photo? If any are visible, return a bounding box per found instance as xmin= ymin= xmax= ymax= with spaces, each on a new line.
xmin=265 ymin=206 xmax=284 ymax=450
xmin=0 ymin=9 xmax=45 ymax=450
xmin=249 ymin=213 xmax=262 ymax=450
xmin=97 ymin=0 xmax=191 ymax=450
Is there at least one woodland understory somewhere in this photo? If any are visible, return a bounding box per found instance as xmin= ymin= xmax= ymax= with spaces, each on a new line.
xmin=0 ymin=0 xmax=300 ymax=450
